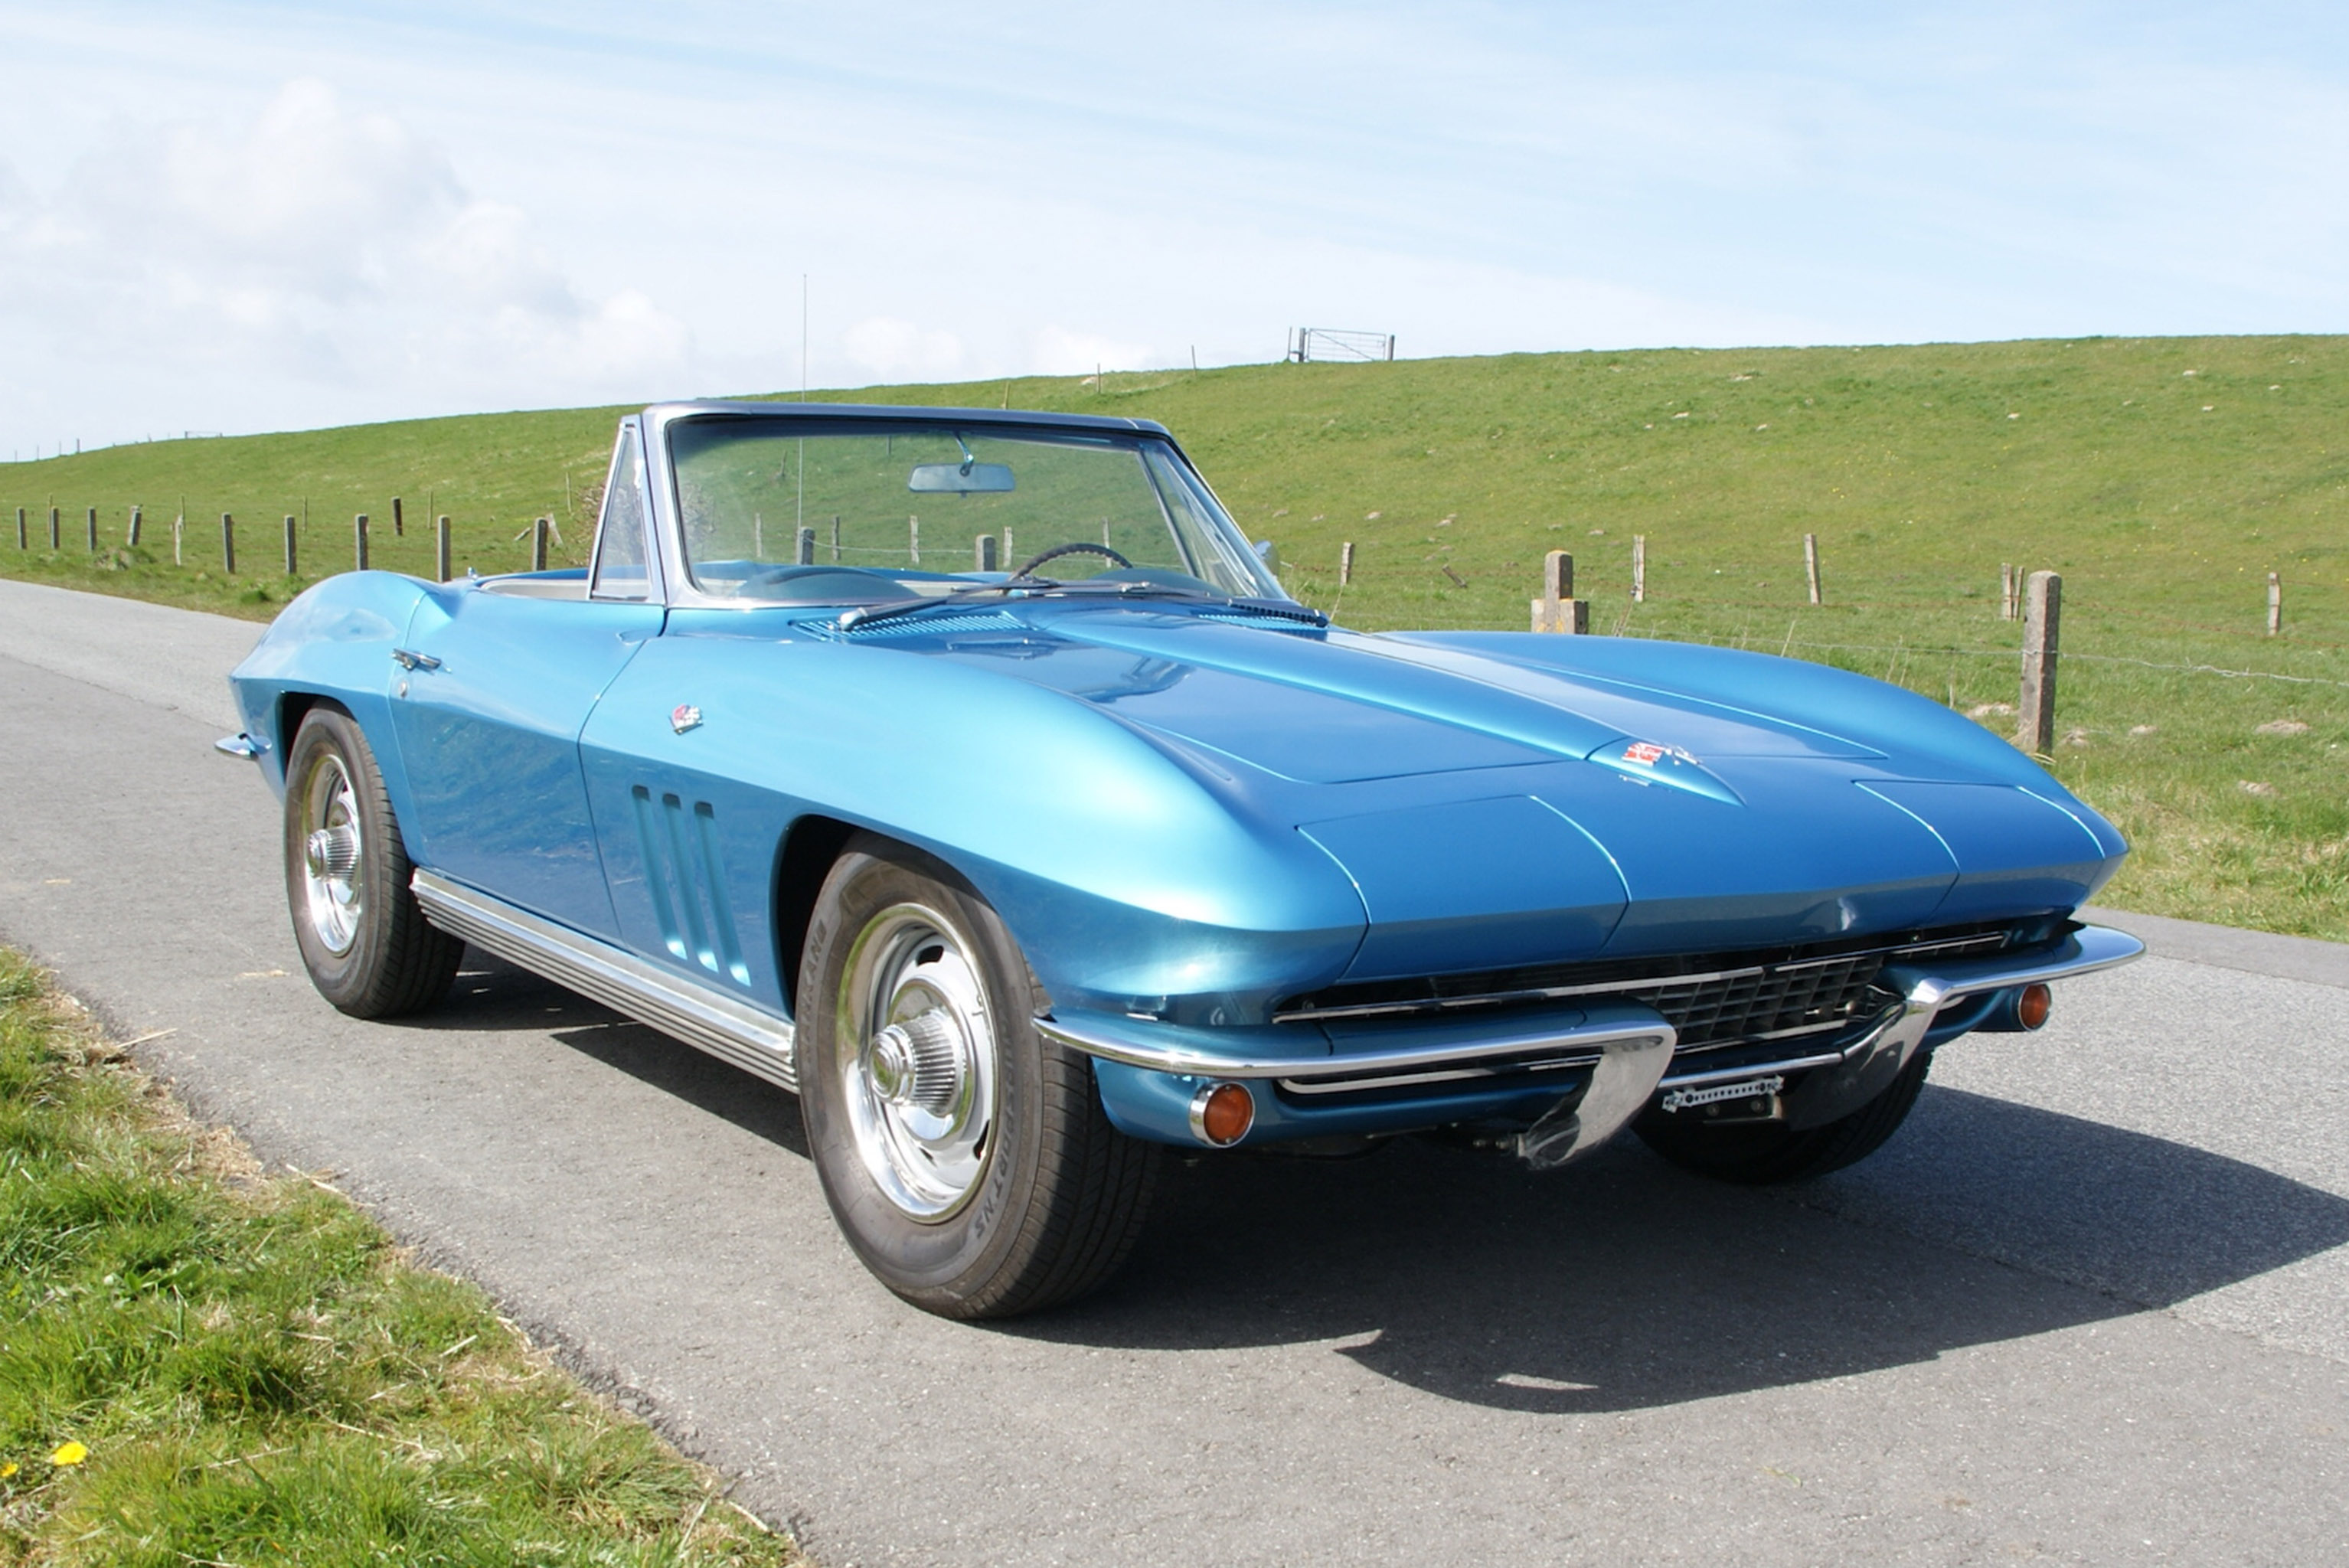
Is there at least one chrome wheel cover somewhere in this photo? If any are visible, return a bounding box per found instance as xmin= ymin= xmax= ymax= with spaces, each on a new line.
xmin=835 ymin=901 xmax=998 ymax=1221
xmin=299 ymin=752 xmax=365 ymax=956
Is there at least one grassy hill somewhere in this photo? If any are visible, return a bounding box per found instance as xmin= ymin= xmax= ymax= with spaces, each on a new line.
xmin=5 ymin=336 xmax=2344 ymax=938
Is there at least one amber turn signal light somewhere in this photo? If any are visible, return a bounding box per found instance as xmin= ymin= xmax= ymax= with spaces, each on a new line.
xmin=2016 ymin=982 xmax=2053 ymax=1031
xmin=1189 ymin=1081 xmax=1255 ymax=1147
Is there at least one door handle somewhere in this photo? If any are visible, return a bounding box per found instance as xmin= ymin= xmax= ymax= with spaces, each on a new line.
xmin=391 ymin=648 xmax=443 ymax=671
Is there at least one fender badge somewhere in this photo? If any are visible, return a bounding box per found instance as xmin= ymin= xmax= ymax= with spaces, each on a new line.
xmin=670 ymin=704 xmax=703 ymax=735
xmin=1621 ymin=741 xmax=1666 ymax=766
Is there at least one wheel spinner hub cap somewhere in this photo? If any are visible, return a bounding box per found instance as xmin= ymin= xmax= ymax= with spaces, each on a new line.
xmin=864 ymin=1008 xmax=968 ymax=1119
xmin=305 ymin=825 xmax=359 ymax=881
xmin=838 ymin=904 xmax=996 ymax=1222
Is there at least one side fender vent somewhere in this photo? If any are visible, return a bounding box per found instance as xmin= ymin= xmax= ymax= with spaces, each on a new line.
xmin=630 ymin=786 xmax=751 ymax=987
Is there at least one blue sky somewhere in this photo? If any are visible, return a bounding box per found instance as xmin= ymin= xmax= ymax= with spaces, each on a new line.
xmin=4 ymin=2 xmax=2347 ymax=447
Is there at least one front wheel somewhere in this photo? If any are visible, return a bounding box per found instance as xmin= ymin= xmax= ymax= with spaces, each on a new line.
xmin=282 ymin=706 xmax=462 ymax=1018
xmin=1632 ymin=1047 xmax=1932 ymax=1184
xmin=795 ymin=836 xmax=1158 ymax=1318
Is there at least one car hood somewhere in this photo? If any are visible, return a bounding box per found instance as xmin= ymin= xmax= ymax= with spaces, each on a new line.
xmin=926 ymin=609 xmax=1877 ymax=786
xmin=838 ymin=605 xmax=2124 ymax=968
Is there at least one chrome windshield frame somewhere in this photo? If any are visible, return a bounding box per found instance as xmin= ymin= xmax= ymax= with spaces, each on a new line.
xmin=636 ymin=400 xmax=1286 ymax=612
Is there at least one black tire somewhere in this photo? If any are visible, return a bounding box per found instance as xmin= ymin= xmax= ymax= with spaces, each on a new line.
xmin=1633 ymin=1047 xmax=1932 ymax=1184
xmin=282 ymin=706 xmax=462 ymax=1018
xmin=795 ymin=835 xmax=1158 ymax=1319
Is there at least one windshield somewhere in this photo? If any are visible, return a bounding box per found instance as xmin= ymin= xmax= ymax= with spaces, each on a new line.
xmin=663 ymin=416 xmax=1283 ymax=604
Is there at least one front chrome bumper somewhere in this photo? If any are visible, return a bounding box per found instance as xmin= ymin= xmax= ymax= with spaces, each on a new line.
xmin=1672 ymin=920 xmax=2146 ymax=1131
xmin=1660 ymin=921 xmax=2147 ymax=1094
xmin=1044 ymin=922 xmax=2146 ymax=1150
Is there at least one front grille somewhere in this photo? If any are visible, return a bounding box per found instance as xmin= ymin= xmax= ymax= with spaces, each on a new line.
xmin=1276 ymin=920 xmax=2053 ymax=1050
xmin=1635 ymin=952 xmax=1887 ymax=1049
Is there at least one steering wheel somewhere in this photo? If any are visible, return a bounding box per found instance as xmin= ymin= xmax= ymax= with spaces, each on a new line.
xmin=1009 ymin=541 xmax=1133 ymax=579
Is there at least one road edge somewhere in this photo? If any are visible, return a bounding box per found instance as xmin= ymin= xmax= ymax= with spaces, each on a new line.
xmin=2081 ymin=903 xmax=2349 ymax=991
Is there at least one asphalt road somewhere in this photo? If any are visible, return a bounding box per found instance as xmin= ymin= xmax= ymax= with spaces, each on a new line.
xmin=2 ymin=576 xmax=2344 ymax=1566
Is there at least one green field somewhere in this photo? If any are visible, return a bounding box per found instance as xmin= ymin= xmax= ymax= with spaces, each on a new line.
xmin=4 ymin=336 xmax=2344 ymax=938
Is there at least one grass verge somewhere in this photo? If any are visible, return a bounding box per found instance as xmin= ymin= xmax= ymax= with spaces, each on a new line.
xmin=0 ymin=949 xmax=801 ymax=1567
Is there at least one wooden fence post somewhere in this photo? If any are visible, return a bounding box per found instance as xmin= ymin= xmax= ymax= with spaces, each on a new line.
xmin=283 ymin=515 xmax=298 ymax=576
xmin=908 ymin=515 xmax=920 ymax=566
xmin=436 ymin=516 xmax=452 ymax=582
xmin=127 ymin=505 xmax=141 ymax=547
xmin=2268 ymin=572 xmax=2282 ymax=636
xmin=220 ymin=513 xmax=236 ymax=575
xmin=354 ymin=514 xmax=369 ymax=572
xmin=2000 ymin=563 xmax=2017 ymax=620
xmin=1632 ymin=534 xmax=1646 ymax=602
xmin=47 ymin=506 xmax=59 ymax=550
xmin=391 ymin=495 xmax=404 ymax=537
xmin=1001 ymin=527 xmax=1013 ymax=569
xmin=1531 ymin=550 xmax=1588 ymax=633
xmin=797 ymin=526 xmax=815 ymax=565
xmin=1340 ymin=541 xmax=1354 ymax=586
xmin=2019 ymin=570 xmax=2061 ymax=755
xmin=85 ymin=507 xmax=98 ymax=552
xmin=14 ymin=508 xmax=25 ymax=550
xmin=532 ymin=518 xmax=549 ymax=572
xmin=975 ymin=534 xmax=997 ymax=572
xmin=831 ymin=515 xmax=841 ymax=562
xmin=173 ymin=515 xmax=184 ymax=566
xmin=1804 ymin=533 xmax=1822 ymax=606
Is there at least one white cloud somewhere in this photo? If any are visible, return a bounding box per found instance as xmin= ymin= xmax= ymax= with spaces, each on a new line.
xmin=842 ymin=316 xmax=965 ymax=381
xmin=0 ymin=77 xmax=695 ymax=435
xmin=1030 ymin=326 xmax=1153 ymax=377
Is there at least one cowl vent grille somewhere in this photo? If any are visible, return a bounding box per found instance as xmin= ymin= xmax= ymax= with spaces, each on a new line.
xmin=822 ymin=609 xmax=1027 ymax=639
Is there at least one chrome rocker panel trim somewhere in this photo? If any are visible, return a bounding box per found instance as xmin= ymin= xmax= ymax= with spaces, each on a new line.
xmin=411 ymin=870 xmax=799 ymax=1093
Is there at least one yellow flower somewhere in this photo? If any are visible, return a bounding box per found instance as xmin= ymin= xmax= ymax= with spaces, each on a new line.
xmin=50 ymin=1442 xmax=87 ymax=1467
xmin=1 ymin=1462 xmax=18 ymax=1478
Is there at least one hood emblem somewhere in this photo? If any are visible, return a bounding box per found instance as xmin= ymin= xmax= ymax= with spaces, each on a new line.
xmin=1620 ymin=740 xmax=1699 ymax=767
xmin=670 ymin=704 xmax=704 ymax=735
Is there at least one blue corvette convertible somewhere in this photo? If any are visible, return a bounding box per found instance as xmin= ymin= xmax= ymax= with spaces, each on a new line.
xmin=222 ymin=401 xmax=2142 ymax=1318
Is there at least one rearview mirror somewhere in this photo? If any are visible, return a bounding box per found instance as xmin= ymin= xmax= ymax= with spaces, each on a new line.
xmin=909 ymin=462 xmax=1016 ymax=494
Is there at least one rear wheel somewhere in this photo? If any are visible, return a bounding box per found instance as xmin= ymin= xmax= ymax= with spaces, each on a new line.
xmin=282 ymin=706 xmax=462 ymax=1018
xmin=795 ymin=835 xmax=1158 ymax=1318
xmin=1633 ymin=1048 xmax=1932 ymax=1184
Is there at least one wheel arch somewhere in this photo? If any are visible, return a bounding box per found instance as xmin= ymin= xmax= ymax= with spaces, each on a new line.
xmin=771 ymin=812 xmax=861 ymax=1018
xmin=273 ymin=690 xmax=436 ymax=869
xmin=772 ymin=816 xmax=1021 ymax=1020
xmin=274 ymin=689 xmax=333 ymax=762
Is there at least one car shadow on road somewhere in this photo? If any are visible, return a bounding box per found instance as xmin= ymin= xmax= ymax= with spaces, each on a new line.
xmin=409 ymin=951 xmax=2349 ymax=1416
xmin=1008 ymin=1085 xmax=2349 ymax=1415
xmin=400 ymin=949 xmax=809 ymax=1156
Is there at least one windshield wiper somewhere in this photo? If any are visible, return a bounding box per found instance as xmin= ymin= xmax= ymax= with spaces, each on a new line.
xmin=834 ymin=578 xmax=1328 ymax=632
